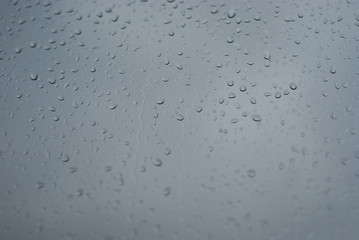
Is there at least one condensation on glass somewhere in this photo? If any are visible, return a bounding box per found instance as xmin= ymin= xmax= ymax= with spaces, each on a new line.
xmin=0 ymin=0 xmax=359 ymax=239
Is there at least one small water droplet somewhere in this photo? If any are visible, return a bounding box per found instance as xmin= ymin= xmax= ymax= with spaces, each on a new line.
xmin=227 ymin=80 xmax=234 ymax=86
xmin=250 ymin=97 xmax=257 ymax=104
xmin=230 ymin=118 xmax=239 ymax=124
xmin=164 ymin=148 xmax=171 ymax=155
xmin=176 ymin=114 xmax=184 ymax=121
xmin=227 ymin=36 xmax=234 ymax=43
xmin=228 ymin=92 xmax=236 ymax=99
xmin=239 ymin=85 xmax=247 ymax=92
xmin=61 ymin=154 xmax=70 ymax=162
xmin=29 ymin=41 xmax=36 ymax=48
xmin=289 ymin=82 xmax=297 ymax=90
xmin=157 ymin=98 xmax=165 ymax=105
xmin=264 ymin=51 xmax=271 ymax=60
xmin=251 ymin=114 xmax=262 ymax=122
xmin=36 ymin=181 xmax=45 ymax=189
xmin=247 ymin=169 xmax=256 ymax=178
xmin=30 ymin=73 xmax=38 ymax=81
xmin=227 ymin=9 xmax=236 ymax=18
xmin=330 ymin=66 xmax=336 ymax=74
xmin=15 ymin=47 xmax=22 ymax=53
xmin=109 ymin=103 xmax=118 ymax=110
xmin=48 ymin=78 xmax=56 ymax=84
xmin=163 ymin=187 xmax=171 ymax=197
xmin=152 ymin=158 xmax=163 ymax=167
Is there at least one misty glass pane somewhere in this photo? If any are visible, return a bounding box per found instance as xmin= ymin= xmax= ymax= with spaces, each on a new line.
xmin=1 ymin=0 xmax=359 ymax=239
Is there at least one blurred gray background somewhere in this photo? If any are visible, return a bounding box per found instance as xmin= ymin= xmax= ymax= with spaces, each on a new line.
xmin=0 ymin=0 xmax=359 ymax=239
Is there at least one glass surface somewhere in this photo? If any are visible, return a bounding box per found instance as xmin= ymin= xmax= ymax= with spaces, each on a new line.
xmin=1 ymin=0 xmax=359 ymax=239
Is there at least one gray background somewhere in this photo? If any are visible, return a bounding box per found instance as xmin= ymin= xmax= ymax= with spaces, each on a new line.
xmin=0 ymin=0 xmax=359 ymax=239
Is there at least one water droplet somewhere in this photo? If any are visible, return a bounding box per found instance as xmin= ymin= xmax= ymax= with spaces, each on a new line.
xmin=330 ymin=112 xmax=337 ymax=120
xmin=251 ymin=114 xmax=262 ymax=122
xmin=228 ymin=92 xmax=236 ymax=99
xmin=109 ymin=103 xmax=118 ymax=110
xmin=163 ymin=187 xmax=171 ymax=197
xmin=253 ymin=16 xmax=261 ymax=21
xmin=330 ymin=66 xmax=336 ymax=74
xmin=264 ymin=51 xmax=271 ymax=60
xmin=250 ymin=97 xmax=257 ymax=104
xmin=152 ymin=158 xmax=163 ymax=167
xmin=289 ymin=82 xmax=297 ymax=90
xmin=157 ymin=98 xmax=165 ymax=105
xmin=36 ymin=182 xmax=45 ymax=189
xmin=275 ymin=91 xmax=282 ymax=99
xmin=210 ymin=8 xmax=219 ymax=14
xmin=230 ymin=118 xmax=239 ymax=124
xmin=176 ymin=114 xmax=184 ymax=121
xmin=30 ymin=73 xmax=38 ymax=81
xmin=227 ymin=36 xmax=234 ymax=43
xmin=68 ymin=167 xmax=78 ymax=173
xmin=247 ymin=169 xmax=256 ymax=178
xmin=61 ymin=154 xmax=70 ymax=162
xmin=227 ymin=9 xmax=236 ymax=18
xmin=58 ymin=95 xmax=65 ymax=101
xmin=227 ymin=80 xmax=234 ymax=86
xmin=239 ymin=85 xmax=247 ymax=92
xmin=164 ymin=148 xmax=171 ymax=155
xmin=48 ymin=78 xmax=56 ymax=84
xmin=15 ymin=47 xmax=22 ymax=53
xmin=29 ymin=41 xmax=36 ymax=48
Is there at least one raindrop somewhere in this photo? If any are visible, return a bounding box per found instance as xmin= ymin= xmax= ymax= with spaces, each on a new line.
xmin=48 ymin=78 xmax=56 ymax=84
xmin=152 ymin=158 xmax=163 ymax=167
xmin=247 ymin=169 xmax=256 ymax=178
xmin=227 ymin=80 xmax=234 ymax=86
xmin=109 ymin=103 xmax=118 ymax=110
xmin=228 ymin=92 xmax=236 ymax=99
xmin=227 ymin=36 xmax=234 ymax=43
xmin=230 ymin=118 xmax=239 ymax=124
xmin=264 ymin=51 xmax=271 ymax=60
xmin=176 ymin=114 xmax=184 ymax=121
xmin=227 ymin=9 xmax=236 ymax=18
xmin=157 ymin=98 xmax=165 ymax=105
xmin=15 ymin=47 xmax=22 ymax=53
xmin=330 ymin=66 xmax=336 ymax=74
xmin=250 ymin=97 xmax=257 ymax=104
xmin=61 ymin=154 xmax=70 ymax=163
xmin=289 ymin=82 xmax=297 ymax=90
xmin=251 ymin=114 xmax=262 ymax=122
xmin=29 ymin=41 xmax=36 ymax=48
xmin=239 ymin=85 xmax=247 ymax=92
xmin=163 ymin=187 xmax=171 ymax=197
xmin=36 ymin=182 xmax=45 ymax=189
xmin=164 ymin=148 xmax=171 ymax=155
xmin=275 ymin=91 xmax=282 ymax=99
xmin=30 ymin=73 xmax=38 ymax=81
